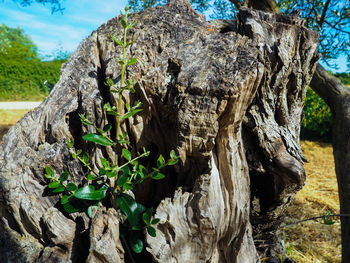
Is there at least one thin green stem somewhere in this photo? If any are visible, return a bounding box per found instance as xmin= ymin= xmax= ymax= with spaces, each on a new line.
xmin=115 ymin=25 xmax=128 ymax=166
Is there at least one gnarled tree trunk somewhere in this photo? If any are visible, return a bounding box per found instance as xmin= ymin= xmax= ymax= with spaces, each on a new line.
xmin=310 ymin=64 xmax=350 ymax=263
xmin=243 ymin=1 xmax=350 ymax=261
xmin=0 ymin=1 xmax=318 ymax=262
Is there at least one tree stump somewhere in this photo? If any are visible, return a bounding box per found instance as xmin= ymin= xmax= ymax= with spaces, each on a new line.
xmin=0 ymin=0 xmax=319 ymax=262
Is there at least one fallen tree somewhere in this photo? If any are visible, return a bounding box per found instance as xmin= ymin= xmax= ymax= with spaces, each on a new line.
xmin=0 ymin=1 xmax=319 ymax=262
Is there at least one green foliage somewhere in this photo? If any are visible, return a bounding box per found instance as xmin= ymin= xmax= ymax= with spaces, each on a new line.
xmin=302 ymin=71 xmax=349 ymax=140
xmin=301 ymin=88 xmax=332 ymax=140
xmin=12 ymin=0 xmax=65 ymax=14
xmin=334 ymin=72 xmax=350 ymax=86
xmin=45 ymin=6 xmax=179 ymax=255
xmin=0 ymin=24 xmax=66 ymax=101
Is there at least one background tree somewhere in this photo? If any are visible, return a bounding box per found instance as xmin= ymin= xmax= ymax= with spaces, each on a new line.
xmin=11 ymin=0 xmax=65 ymax=13
xmin=0 ymin=24 xmax=38 ymax=59
xmin=0 ymin=24 xmax=66 ymax=100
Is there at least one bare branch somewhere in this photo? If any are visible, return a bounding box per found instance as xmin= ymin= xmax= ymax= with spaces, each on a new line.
xmin=317 ymin=0 xmax=331 ymax=26
xmin=324 ymin=19 xmax=350 ymax=34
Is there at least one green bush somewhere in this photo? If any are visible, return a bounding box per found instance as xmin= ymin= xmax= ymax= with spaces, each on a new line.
xmin=301 ymin=73 xmax=349 ymax=140
xmin=301 ymin=88 xmax=332 ymax=140
xmin=0 ymin=24 xmax=66 ymax=101
xmin=0 ymin=58 xmax=64 ymax=101
xmin=334 ymin=72 xmax=350 ymax=86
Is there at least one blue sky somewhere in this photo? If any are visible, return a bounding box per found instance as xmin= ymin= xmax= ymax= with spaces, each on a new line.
xmin=0 ymin=0 xmax=128 ymax=57
xmin=0 ymin=0 xmax=348 ymax=72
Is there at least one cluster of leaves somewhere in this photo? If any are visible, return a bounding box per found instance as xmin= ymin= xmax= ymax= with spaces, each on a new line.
xmin=334 ymin=72 xmax=350 ymax=86
xmin=301 ymin=87 xmax=332 ymax=140
xmin=323 ymin=211 xmax=336 ymax=225
xmin=301 ymin=73 xmax=349 ymax=140
xmin=0 ymin=24 xmax=67 ymax=101
xmin=45 ymin=6 xmax=178 ymax=254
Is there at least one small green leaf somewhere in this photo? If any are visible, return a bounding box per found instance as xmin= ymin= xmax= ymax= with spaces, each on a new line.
xmin=122 ymin=109 xmax=143 ymax=119
xmin=45 ymin=166 xmax=54 ymax=178
xmin=65 ymin=139 xmax=74 ymax=149
xmin=66 ymin=183 xmax=78 ymax=192
xmin=121 ymin=16 xmax=128 ymax=28
xmin=126 ymin=40 xmax=135 ymax=47
xmin=116 ymin=193 xmax=140 ymax=227
xmin=147 ymin=226 xmax=157 ymax=237
xmin=123 ymin=183 xmax=133 ymax=190
xmin=76 ymin=149 xmax=82 ymax=155
xmin=87 ymin=203 xmax=99 ymax=218
xmin=121 ymin=166 xmax=130 ymax=176
xmin=125 ymin=102 xmax=131 ymax=111
xmin=137 ymin=203 xmax=146 ymax=214
xmin=59 ymin=172 xmax=69 ymax=182
xmin=79 ymin=113 xmax=93 ymax=125
xmin=87 ymin=174 xmax=98 ymax=181
xmin=129 ymin=232 xmax=143 ymax=253
xmin=103 ymin=124 xmax=112 ymax=133
xmin=122 ymin=148 xmax=132 ymax=161
xmin=82 ymin=133 xmax=114 ymax=146
xmin=127 ymin=21 xmax=136 ymax=30
xmin=82 ymin=152 xmax=89 ymax=163
xmin=125 ymin=5 xmax=131 ymax=12
xmin=152 ymin=172 xmax=165 ymax=180
xmin=106 ymin=169 xmax=118 ymax=178
xmin=111 ymin=35 xmax=123 ymax=46
xmin=157 ymin=155 xmax=165 ymax=168
xmin=151 ymin=218 xmax=160 ymax=225
xmin=63 ymin=202 xmax=80 ymax=213
xmin=105 ymin=78 xmax=115 ymax=87
xmin=142 ymin=211 xmax=151 ymax=225
xmin=72 ymin=152 xmax=77 ymax=159
xmin=61 ymin=195 xmax=71 ymax=205
xmin=73 ymin=185 xmax=108 ymax=201
xmin=118 ymin=58 xmax=126 ymax=65
xmin=101 ymin=158 xmax=109 ymax=168
xmin=117 ymin=175 xmax=129 ymax=186
xmin=127 ymin=57 xmax=137 ymax=66
xmin=168 ymin=158 xmax=178 ymax=166
xmin=96 ymin=128 xmax=105 ymax=135
xmin=48 ymin=181 xmax=61 ymax=189
xmin=170 ymin=150 xmax=176 ymax=159
xmin=52 ymin=185 xmax=65 ymax=193
xmin=118 ymin=140 xmax=130 ymax=144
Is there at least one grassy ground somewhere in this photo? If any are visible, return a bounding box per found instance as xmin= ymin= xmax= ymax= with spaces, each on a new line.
xmin=0 ymin=91 xmax=48 ymax=101
xmin=0 ymin=109 xmax=29 ymax=125
xmin=283 ymin=140 xmax=340 ymax=263
xmin=0 ymin=110 xmax=341 ymax=262
xmin=0 ymin=109 xmax=29 ymax=142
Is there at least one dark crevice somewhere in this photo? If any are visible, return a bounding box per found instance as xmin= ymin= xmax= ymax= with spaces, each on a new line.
xmin=68 ymin=92 xmax=84 ymax=151
xmin=96 ymin=34 xmax=118 ymax=154
xmin=163 ymin=59 xmax=181 ymax=106
xmin=71 ymin=216 xmax=89 ymax=263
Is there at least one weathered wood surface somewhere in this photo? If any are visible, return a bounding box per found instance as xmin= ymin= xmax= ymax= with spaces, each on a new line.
xmin=0 ymin=0 xmax=318 ymax=262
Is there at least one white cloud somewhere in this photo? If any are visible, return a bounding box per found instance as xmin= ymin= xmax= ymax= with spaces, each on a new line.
xmin=0 ymin=0 xmax=130 ymax=57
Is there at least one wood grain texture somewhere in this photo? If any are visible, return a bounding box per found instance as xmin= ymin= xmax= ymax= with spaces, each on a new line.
xmin=0 ymin=0 xmax=318 ymax=262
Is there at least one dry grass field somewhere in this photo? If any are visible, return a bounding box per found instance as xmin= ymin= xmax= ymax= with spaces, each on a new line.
xmin=0 ymin=109 xmax=28 ymax=125
xmin=283 ymin=140 xmax=340 ymax=263
xmin=0 ymin=110 xmax=341 ymax=262
xmin=0 ymin=109 xmax=29 ymax=142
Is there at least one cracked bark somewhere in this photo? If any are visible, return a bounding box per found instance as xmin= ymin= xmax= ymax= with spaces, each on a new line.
xmin=0 ymin=1 xmax=318 ymax=262
xmin=237 ymin=1 xmax=350 ymax=261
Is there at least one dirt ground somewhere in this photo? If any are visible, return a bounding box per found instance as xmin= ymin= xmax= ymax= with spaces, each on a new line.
xmin=0 ymin=110 xmax=340 ymax=262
